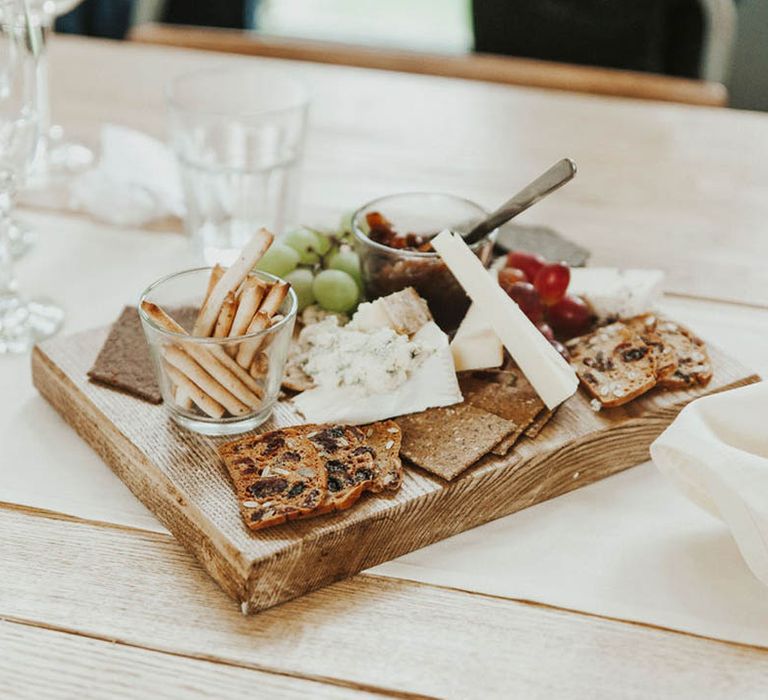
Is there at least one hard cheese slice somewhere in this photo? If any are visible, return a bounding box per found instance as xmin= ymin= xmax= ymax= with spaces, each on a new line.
xmin=432 ymin=230 xmax=578 ymax=410
xmin=450 ymin=301 xmax=504 ymax=372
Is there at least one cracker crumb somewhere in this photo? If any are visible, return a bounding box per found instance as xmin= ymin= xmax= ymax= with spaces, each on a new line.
xmin=590 ymin=398 xmax=602 ymax=412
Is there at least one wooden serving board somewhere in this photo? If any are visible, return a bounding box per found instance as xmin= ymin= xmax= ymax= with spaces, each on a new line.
xmin=32 ymin=326 xmax=759 ymax=614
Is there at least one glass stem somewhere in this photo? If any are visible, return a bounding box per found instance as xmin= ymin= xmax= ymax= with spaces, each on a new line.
xmin=30 ymin=19 xmax=50 ymax=170
xmin=0 ymin=174 xmax=19 ymax=298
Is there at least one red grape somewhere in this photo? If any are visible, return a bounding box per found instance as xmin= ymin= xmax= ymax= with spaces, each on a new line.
xmin=546 ymin=295 xmax=593 ymax=339
xmin=506 ymin=251 xmax=545 ymax=284
xmin=498 ymin=266 xmax=528 ymax=293
xmin=534 ymin=262 xmax=570 ymax=306
xmin=537 ymin=322 xmax=555 ymax=341
xmin=505 ymin=282 xmax=544 ymax=324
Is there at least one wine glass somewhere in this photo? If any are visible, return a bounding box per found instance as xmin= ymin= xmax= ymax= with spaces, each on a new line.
xmin=25 ymin=0 xmax=93 ymax=184
xmin=0 ymin=0 xmax=63 ymax=353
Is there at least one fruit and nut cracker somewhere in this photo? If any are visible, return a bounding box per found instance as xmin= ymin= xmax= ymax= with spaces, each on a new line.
xmin=568 ymin=321 xmax=658 ymax=408
xmin=219 ymin=421 xmax=403 ymax=532
xmin=568 ymin=314 xmax=712 ymax=408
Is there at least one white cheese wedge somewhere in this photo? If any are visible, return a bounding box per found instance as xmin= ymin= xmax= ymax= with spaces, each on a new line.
xmin=292 ymin=321 xmax=462 ymax=425
xmin=568 ymin=267 xmax=664 ymax=322
xmin=450 ymin=301 xmax=503 ymax=372
xmin=347 ymin=299 xmax=392 ymax=333
xmin=432 ymin=230 xmax=578 ymax=410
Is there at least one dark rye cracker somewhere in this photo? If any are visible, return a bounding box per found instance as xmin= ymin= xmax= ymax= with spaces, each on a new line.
xmin=219 ymin=426 xmax=327 ymax=532
xmin=88 ymin=306 xmax=198 ymax=404
xmin=397 ymin=404 xmax=516 ymax=481
xmin=88 ymin=306 xmax=162 ymax=403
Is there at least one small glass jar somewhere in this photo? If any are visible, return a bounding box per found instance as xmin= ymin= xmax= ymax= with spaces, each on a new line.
xmin=139 ymin=267 xmax=297 ymax=436
xmin=351 ymin=193 xmax=496 ymax=331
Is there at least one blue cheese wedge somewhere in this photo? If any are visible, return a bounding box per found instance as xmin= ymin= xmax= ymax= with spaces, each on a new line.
xmin=292 ymin=320 xmax=462 ymax=424
xmin=568 ymin=268 xmax=664 ymax=322
xmin=294 ymin=317 xmax=430 ymax=394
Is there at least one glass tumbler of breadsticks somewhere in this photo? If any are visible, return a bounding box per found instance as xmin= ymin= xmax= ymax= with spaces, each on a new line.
xmin=139 ymin=266 xmax=297 ymax=436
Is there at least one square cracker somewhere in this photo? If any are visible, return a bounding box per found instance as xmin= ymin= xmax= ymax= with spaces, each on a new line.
xmin=459 ymin=371 xmax=545 ymax=456
xmin=88 ymin=305 xmax=198 ymax=404
xmin=397 ymin=403 xmax=516 ymax=481
xmin=524 ymin=408 xmax=555 ymax=439
xmin=88 ymin=306 xmax=162 ymax=403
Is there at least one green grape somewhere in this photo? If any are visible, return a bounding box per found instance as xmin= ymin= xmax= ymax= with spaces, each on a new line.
xmin=255 ymin=242 xmax=300 ymax=278
xmin=283 ymin=228 xmax=324 ymax=265
xmin=284 ymin=268 xmax=316 ymax=311
xmin=307 ymin=228 xmax=332 ymax=256
xmin=313 ymin=269 xmax=360 ymax=313
xmin=327 ymin=248 xmax=362 ymax=289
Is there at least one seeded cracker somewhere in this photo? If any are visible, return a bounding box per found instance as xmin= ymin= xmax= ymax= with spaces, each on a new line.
xmin=458 ymin=371 xmax=546 ymax=456
xmin=525 ymin=408 xmax=555 ymax=439
xmin=397 ymin=404 xmax=516 ymax=481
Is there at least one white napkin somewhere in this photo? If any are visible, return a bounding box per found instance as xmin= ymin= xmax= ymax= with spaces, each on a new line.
xmin=70 ymin=124 xmax=184 ymax=226
xmin=651 ymin=381 xmax=768 ymax=586
xmin=292 ymin=321 xmax=462 ymax=425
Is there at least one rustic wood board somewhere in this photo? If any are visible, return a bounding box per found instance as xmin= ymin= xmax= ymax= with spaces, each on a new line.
xmin=32 ymin=326 xmax=759 ymax=614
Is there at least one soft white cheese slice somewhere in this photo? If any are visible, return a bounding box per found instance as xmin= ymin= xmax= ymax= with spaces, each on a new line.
xmin=568 ymin=267 xmax=664 ymax=322
xmin=432 ymin=230 xmax=578 ymax=410
xmin=347 ymin=299 xmax=392 ymax=332
xmin=450 ymin=301 xmax=503 ymax=372
xmin=292 ymin=321 xmax=462 ymax=425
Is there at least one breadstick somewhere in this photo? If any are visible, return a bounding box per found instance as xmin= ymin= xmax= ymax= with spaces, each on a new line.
xmin=193 ymin=228 xmax=274 ymax=337
xmin=164 ymin=346 xmax=249 ymax=416
xmin=249 ymin=351 xmax=270 ymax=379
xmin=180 ymin=263 xmax=225 ymax=411
xmin=204 ymin=264 xmax=225 ymax=303
xmin=228 ymin=277 xmax=266 ymax=338
xmin=142 ymin=301 xmax=263 ymax=406
xmin=213 ymin=291 xmax=236 ymax=338
xmin=235 ymin=312 xmax=270 ymax=368
xmin=164 ymin=363 xmax=225 ymax=419
xmin=257 ymin=280 xmax=289 ymax=317
xmin=208 ymin=346 xmax=264 ymax=398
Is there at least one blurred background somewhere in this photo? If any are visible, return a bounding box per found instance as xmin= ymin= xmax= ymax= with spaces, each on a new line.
xmin=52 ymin=0 xmax=768 ymax=111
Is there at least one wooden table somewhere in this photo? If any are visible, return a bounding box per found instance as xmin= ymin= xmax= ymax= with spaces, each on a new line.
xmin=3 ymin=37 xmax=768 ymax=698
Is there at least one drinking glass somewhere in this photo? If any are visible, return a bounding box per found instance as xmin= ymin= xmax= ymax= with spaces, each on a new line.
xmin=26 ymin=0 xmax=93 ymax=183
xmin=0 ymin=0 xmax=63 ymax=353
xmin=139 ymin=268 xmax=297 ymax=436
xmin=166 ymin=65 xmax=309 ymax=267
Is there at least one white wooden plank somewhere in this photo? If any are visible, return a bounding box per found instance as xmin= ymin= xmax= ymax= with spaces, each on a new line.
xmin=0 ymin=620 xmax=378 ymax=700
xmin=1 ymin=508 xmax=767 ymax=699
